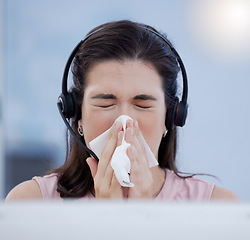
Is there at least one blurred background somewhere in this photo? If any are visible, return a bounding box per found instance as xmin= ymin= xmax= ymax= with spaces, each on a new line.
xmin=1 ymin=0 xmax=250 ymax=200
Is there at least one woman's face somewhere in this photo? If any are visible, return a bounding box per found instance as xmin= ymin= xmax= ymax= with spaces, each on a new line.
xmin=79 ymin=60 xmax=166 ymax=159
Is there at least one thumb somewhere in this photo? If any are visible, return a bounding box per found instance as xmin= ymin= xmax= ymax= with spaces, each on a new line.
xmin=86 ymin=157 xmax=98 ymax=178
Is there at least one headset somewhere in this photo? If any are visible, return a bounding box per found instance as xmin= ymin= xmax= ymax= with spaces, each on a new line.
xmin=57 ymin=25 xmax=188 ymax=162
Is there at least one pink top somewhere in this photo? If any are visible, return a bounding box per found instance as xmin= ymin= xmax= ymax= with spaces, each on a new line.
xmin=32 ymin=169 xmax=215 ymax=200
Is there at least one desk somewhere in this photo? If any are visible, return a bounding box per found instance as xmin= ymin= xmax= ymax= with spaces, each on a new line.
xmin=0 ymin=200 xmax=250 ymax=240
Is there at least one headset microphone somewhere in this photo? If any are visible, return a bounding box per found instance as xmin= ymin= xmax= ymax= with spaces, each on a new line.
xmin=57 ymin=100 xmax=99 ymax=161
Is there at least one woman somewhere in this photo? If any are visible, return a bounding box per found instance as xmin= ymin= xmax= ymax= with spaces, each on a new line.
xmin=6 ymin=20 xmax=238 ymax=200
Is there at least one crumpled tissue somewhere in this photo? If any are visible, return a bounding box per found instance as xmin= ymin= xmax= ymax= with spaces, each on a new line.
xmin=89 ymin=115 xmax=158 ymax=187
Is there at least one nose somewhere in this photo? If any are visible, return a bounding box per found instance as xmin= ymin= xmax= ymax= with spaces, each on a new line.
xmin=117 ymin=103 xmax=134 ymax=120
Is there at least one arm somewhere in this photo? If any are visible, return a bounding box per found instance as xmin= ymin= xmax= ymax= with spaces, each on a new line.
xmin=5 ymin=180 xmax=43 ymax=202
xmin=211 ymin=186 xmax=240 ymax=201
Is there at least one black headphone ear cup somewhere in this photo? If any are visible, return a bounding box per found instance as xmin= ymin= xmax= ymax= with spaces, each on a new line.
xmin=58 ymin=92 xmax=75 ymax=119
xmin=175 ymin=101 xmax=188 ymax=127
xmin=166 ymin=99 xmax=178 ymax=130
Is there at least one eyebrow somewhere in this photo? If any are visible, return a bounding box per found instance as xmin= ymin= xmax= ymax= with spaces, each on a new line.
xmin=91 ymin=93 xmax=157 ymax=101
xmin=91 ymin=94 xmax=117 ymax=99
xmin=133 ymin=94 xmax=157 ymax=101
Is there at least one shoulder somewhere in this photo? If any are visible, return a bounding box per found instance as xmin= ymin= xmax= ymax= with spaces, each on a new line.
xmin=5 ymin=180 xmax=42 ymax=202
xmin=158 ymin=170 xmax=215 ymax=200
xmin=211 ymin=186 xmax=240 ymax=201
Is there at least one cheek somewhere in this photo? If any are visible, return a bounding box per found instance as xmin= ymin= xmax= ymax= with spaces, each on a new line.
xmin=137 ymin=112 xmax=166 ymax=158
xmin=81 ymin=108 xmax=116 ymax=146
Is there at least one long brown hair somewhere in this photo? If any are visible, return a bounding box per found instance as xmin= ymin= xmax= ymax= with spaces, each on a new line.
xmin=53 ymin=20 xmax=181 ymax=198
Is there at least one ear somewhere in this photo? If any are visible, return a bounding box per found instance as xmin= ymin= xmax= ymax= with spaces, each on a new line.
xmin=78 ymin=119 xmax=82 ymax=128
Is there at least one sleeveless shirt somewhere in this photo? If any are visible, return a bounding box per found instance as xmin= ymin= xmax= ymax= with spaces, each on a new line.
xmin=32 ymin=169 xmax=215 ymax=200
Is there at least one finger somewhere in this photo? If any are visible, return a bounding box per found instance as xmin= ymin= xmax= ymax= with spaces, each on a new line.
xmin=86 ymin=157 xmax=98 ymax=178
xmin=133 ymin=136 xmax=149 ymax=168
xmin=117 ymin=131 xmax=124 ymax=146
xmin=124 ymin=125 xmax=133 ymax=144
xmin=102 ymin=130 xmax=123 ymax=187
xmin=98 ymin=121 xmax=122 ymax=175
xmin=127 ymin=121 xmax=149 ymax=168
xmin=126 ymin=119 xmax=133 ymax=129
xmin=133 ymin=120 xmax=146 ymax=154
xmin=124 ymin=123 xmax=142 ymax=163
xmin=127 ymin=145 xmax=137 ymax=163
xmin=102 ymin=162 xmax=116 ymax=185
xmin=100 ymin=163 xmax=123 ymax=196
xmin=127 ymin=145 xmax=141 ymax=176
xmin=110 ymin=171 xmax=122 ymax=190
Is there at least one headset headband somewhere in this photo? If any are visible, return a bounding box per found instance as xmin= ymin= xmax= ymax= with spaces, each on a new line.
xmin=57 ymin=24 xmax=189 ymax=161
xmin=61 ymin=27 xmax=188 ymax=105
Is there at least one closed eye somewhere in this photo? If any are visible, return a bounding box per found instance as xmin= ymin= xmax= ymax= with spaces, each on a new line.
xmin=133 ymin=94 xmax=156 ymax=109
xmin=97 ymin=105 xmax=114 ymax=108
xmin=135 ymin=105 xmax=151 ymax=109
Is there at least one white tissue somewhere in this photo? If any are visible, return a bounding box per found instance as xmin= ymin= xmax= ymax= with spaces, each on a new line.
xmin=89 ymin=115 xmax=158 ymax=187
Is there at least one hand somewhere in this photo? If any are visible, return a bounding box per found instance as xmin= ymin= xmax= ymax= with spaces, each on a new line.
xmin=86 ymin=122 xmax=124 ymax=198
xmin=125 ymin=120 xmax=154 ymax=198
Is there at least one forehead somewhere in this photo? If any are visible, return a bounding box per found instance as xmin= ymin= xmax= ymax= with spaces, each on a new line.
xmin=85 ymin=60 xmax=163 ymax=94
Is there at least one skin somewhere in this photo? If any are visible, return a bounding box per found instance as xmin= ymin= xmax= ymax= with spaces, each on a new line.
xmin=5 ymin=60 xmax=239 ymax=201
